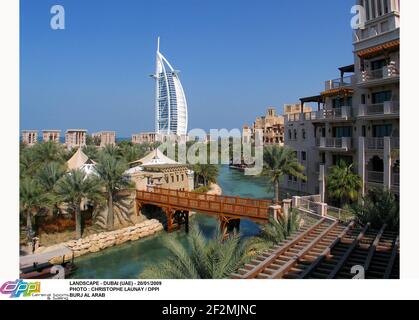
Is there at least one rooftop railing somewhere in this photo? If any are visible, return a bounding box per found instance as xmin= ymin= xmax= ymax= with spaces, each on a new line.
xmin=325 ymin=75 xmax=354 ymax=91
xmin=287 ymin=113 xmax=301 ymax=122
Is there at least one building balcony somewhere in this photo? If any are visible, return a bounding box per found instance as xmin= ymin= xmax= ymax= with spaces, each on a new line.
xmin=367 ymin=171 xmax=384 ymax=184
xmin=358 ymin=65 xmax=399 ymax=86
xmin=315 ymin=137 xmax=352 ymax=151
xmin=324 ymin=75 xmax=354 ymax=91
xmin=366 ymin=137 xmax=385 ymax=150
xmin=365 ymin=137 xmax=399 ymax=153
xmin=313 ymin=106 xmax=352 ymax=122
xmin=358 ymin=101 xmax=399 ymax=118
xmin=287 ymin=113 xmax=301 ymax=122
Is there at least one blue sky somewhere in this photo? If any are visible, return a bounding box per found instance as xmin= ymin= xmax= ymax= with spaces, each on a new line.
xmin=20 ymin=0 xmax=355 ymax=137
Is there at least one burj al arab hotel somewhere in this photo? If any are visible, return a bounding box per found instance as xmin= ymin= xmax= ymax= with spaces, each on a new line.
xmin=151 ymin=37 xmax=188 ymax=136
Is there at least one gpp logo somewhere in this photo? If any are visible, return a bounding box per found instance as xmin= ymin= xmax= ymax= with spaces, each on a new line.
xmin=0 ymin=280 xmax=41 ymax=298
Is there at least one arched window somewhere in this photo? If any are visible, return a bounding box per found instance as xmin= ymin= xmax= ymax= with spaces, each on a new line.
xmin=288 ymin=129 xmax=292 ymax=140
xmin=302 ymin=129 xmax=306 ymax=139
xmin=293 ymin=129 xmax=297 ymax=140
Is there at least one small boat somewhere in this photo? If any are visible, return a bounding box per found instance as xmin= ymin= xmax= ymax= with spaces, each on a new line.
xmin=19 ymin=245 xmax=77 ymax=279
xmin=20 ymin=260 xmax=77 ymax=279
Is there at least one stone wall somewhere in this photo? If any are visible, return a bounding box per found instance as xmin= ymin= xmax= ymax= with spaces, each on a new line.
xmin=48 ymin=219 xmax=163 ymax=264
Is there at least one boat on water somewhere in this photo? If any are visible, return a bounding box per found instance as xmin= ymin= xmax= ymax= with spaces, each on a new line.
xmin=20 ymin=260 xmax=77 ymax=279
xmin=19 ymin=245 xmax=77 ymax=279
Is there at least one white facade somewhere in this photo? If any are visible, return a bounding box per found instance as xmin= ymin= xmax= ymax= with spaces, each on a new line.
xmin=152 ymin=37 xmax=188 ymax=136
xmin=282 ymin=0 xmax=400 ymax=198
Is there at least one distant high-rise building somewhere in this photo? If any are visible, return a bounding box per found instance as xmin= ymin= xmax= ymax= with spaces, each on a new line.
xmin=151 ymin=37 xmax=188 ymax=136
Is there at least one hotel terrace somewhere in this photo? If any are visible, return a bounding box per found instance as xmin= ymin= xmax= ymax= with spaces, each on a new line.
xmin=282 ymin=0 xmax=399 ymax=198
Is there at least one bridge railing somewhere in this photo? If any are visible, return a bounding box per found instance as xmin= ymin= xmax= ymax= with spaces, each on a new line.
xmin=146 ymin=187 xmax=273 ymax=207
xmin=137 ymin=187 xmax=272 ymax=221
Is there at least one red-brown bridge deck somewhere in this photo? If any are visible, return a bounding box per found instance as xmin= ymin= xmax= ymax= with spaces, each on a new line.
xmin=136 ymin=187 xmax=272 ymax=223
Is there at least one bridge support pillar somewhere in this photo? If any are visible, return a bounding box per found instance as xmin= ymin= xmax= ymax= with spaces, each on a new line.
xmin=164 ymin=207 xmax=175 ymax=233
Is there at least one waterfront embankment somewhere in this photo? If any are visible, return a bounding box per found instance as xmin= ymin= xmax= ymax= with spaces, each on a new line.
xmin=32 ymin=219 xmax=164 ymax=264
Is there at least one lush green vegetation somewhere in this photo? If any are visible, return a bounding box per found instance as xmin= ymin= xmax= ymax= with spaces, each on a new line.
xmin=262 ymin=145 xmax=306 ymax=203
xmin=349 ymin=188 xmax=399 ymax=231
xmin=19 ymin=141 xmax=151 ymax=242
xmin=192 ymin=185 xmax=211 ymax=193
xmin=54 ymin=170 xmax=104 ymax=239
xmin=191 ymin=163 xmax=219 ymax=188
xmin=141 ymin=223 xmax=258 ymax=279
xmin=249 ymin=209 xmax=301 ymax=249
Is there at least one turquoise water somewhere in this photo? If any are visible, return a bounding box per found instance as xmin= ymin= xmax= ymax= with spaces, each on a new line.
xmin=70 ymin=166 xmax=273 ymax=279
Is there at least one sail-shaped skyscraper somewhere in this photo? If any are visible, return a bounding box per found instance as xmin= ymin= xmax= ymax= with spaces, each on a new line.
xmin=152 ymin=37 xmax=188 ymax=136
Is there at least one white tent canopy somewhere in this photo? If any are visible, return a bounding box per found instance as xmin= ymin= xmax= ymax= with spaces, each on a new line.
xmin=66 ymin=148 xmax=97 ymax=176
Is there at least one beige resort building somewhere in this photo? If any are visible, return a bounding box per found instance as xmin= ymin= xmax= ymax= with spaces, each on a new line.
xmin=132 ymin=132 xmax=158 ymax=144
xmin=243 ymin=105 xmax=312 ymax=146
xmin=92 ymin=131 xmax=116 ymax=147
xmin=21 ymin=130 xmax=38 ymax=146
xmin=282 ymin=0 xmax=399 ymax=198
xmin=42 ymin=130 xmax=61 ymax=143
xmin=65 ymin=129 xmax=87 ymax=149
xmin=126 ymin=149 xmax=194 ymax=192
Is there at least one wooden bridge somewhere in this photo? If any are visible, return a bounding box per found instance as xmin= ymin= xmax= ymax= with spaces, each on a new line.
xmin=135 ymin=187 xmax=274 ymax=233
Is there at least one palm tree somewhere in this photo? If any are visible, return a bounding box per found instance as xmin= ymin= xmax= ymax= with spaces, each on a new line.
xmin=36 ymin=162 xmax=66 ymax=191
xmin=119 ymin=144 xmax=146 ymax=163
xmin=33 ymin=141 xmax=66 ymax=164
xmin=191 ymin=164 xmax=219 ymax=188
xmin=54 ymin=170 xmax=104 ymax=239
xmin=20 ymin=178 xmax=46 ymax=242
xmin=250 ymin=209 xmax=301 ymax=249
xmin=100 ymin=144 xmax=121 ymax=159
xmin=36 ymin=162 xmax=66 ymax=216
xmin=262 ymin=146 xmax=306 ymax=203
xmin=95 ymin=154 xmax=133 ymax=230
xmin=82 ymin=145 xmax=99 ymax=161
xmin=140 ymin=224 xmax=256 ymax=279
xmin=349 ymin=188 xmax=399 ymax=231
xmin=20 ymin=147 xmax=37 ymax=178
xmin=327 ymin=160 xmax=362 ymax=206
